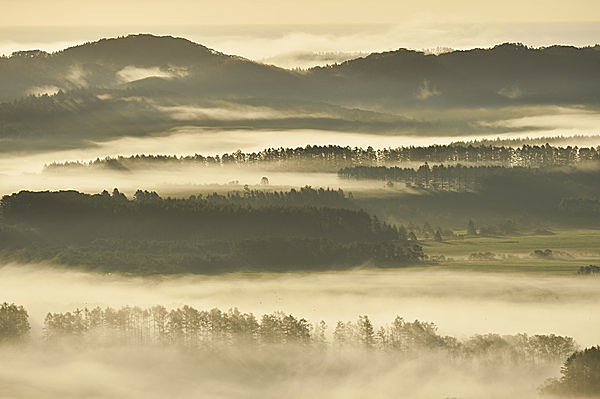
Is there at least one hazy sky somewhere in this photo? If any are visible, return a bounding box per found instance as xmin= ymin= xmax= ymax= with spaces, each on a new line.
xmin=2 ymin=0 xmax=600 ymax=26
xmin=1 ymin=1 xmax=599 ymax=67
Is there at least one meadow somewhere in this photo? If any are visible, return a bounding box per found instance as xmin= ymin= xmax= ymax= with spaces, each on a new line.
xmin=425 ymin=228 xmax=600 ymax=275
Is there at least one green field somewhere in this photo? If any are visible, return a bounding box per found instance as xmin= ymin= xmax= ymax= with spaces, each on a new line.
xmin=423 ymin=228 xmax=600 ymax=275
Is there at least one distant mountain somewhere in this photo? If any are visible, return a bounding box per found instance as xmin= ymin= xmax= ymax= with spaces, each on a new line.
xmin=0 ymin=34 xmax=297 ymax=102
xmin=1 ymin=35 xmax=599 ymax=152
xmin=309 ymin=43 xmax=600 ymax=107
xmin=1 ymin=35 xmax=599 ymax=107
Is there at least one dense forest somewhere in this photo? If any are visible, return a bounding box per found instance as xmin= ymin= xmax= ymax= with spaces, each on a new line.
xmin=194 ymin=186 xmax=353 ymax=209
xmin=339 ymin=164 xmax=600 ymax=194
xmin=44 ymin=143 xmax=600 ymax=172
xmin=339 ymin=164 xmax=600 ymax=228
xmin=0 ymin=188 xmax=422 ymax=273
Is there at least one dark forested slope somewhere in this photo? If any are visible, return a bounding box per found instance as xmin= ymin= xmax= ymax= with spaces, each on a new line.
xmin=2 ymin=36 xmax=600 ymax=152
xmin=0 ymin=189 xmax=422 ymax=273
xmin=2 ymin=36 xmax=599 ymax=107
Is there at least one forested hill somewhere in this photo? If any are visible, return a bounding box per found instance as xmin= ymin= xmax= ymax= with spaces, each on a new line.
xmin=0 ymin=189 xmax=423 ymax=273
xmin=1 ymin=35 xmax=599 ymax=108
xmin=0 ymin=35 xmax=295 ymax=102
xmin=310 ymin=43 xmax=600 ymax=107
xmin=2 ymin=35 xmax=600 ymax=153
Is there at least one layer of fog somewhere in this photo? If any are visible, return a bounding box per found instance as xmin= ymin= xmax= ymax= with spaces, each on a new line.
xmin=156 ymin=104 xmax=325 ymax=121
xmin=1 ymin=264 xmax=599 ymax=347
xmin=0 ymin=340 xmax=559 ymax=399
xmin=1 ymin=125 xmax=599 ymax=196
xmin=2 ymin=165 xmax=399 ymax=198
xmin=0 ymin=129 xmax=422 ymax=175
xmin=488 ymin=106 xmax=600 ymax=136
xmin=2 ymin=107 xmax=600 ymax=176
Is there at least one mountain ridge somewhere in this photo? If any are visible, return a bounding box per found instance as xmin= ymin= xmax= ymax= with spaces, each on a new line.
xmin=1 ymin=34 xmax=599 ymax=153
xmin=1 ymin=34 xmax=599 ymax=107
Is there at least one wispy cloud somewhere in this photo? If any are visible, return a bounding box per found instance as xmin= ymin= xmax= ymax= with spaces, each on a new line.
xmin=117 ymin=66 xmax=188 ymax=83
xmin=415 ymin=80 xmax=439 ymax=100
xmin=498 ymin=85 xmax=523 ymax=99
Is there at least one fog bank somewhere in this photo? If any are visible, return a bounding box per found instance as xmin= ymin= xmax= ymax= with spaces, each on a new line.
xmin=1 ymin=264 xmax=599 ymax=347
xmin=0 ymin=342 xmax=559 ymax=399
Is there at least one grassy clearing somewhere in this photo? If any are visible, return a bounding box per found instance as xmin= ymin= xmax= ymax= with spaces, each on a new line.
xmin=422 ymin=228 xmax=600 ymax=275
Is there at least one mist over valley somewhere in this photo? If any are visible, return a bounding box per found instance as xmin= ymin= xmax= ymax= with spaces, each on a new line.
xmin=1 ymin=13 xmax=600 ymax=399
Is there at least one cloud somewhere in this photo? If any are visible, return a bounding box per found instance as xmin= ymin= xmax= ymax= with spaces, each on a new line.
xmin=0 ymin=263 xmax=595 ymax=398
xmin=488 ymin=106 xmax=600 ymax=132
xmin=415 ymin=80 xmax=439 ymax=100
xmin=0 ymin=340 xmax=562 ymax=399
xmin=157 ymin=105 xmax=288 ymax=121
xmin=1 ymin=264 xmax=599 ymax=346
xmin=67 ymin=64 xmax=88 ymax=87
xmin=117 ymin=66 xmax=188 ymax=83
xmin=498 ymin=85 xmax=523 ymax=99
xmin=261 ymin=51 xmax=369 ymax=69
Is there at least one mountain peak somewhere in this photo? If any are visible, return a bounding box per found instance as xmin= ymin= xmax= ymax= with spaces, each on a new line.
xmin=56 ymin=34 xmax=222 ymax=64
xmin=492 ymin=42 xmax=530 ymax=50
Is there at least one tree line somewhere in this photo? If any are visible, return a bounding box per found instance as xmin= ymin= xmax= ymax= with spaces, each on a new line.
xmin=451 ymin=134 xmax=600 ymax=148
xmin=3 ymin=300 xmax=598 ymax=397
xmin=41 ymin=305 xmax=577 ymax=364
xmin=0 ymin=189 xmax=393 ymax=243
xmin=340 ymin=164 xmax=505 ymax=192
xmin=339 ymin=163 xmax=600 ymax=195
xmin=559 ymin=197 xmax=600 ymax=218
xmin=44 ymin=143 xmax=600 ymax=172
xmin=1 ymin=300 xmax=580 ymax=363
xmin=191 ymin=186 xmax=353 ymax=209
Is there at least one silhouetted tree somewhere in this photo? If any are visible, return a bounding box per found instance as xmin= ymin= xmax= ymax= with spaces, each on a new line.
xmin=0 ymin=303 xmax=30 ymax=342
xmin=541 ymin=346 xmax=600 ymax=397
xmin=467 ymin=220 xmax=477 ymax=236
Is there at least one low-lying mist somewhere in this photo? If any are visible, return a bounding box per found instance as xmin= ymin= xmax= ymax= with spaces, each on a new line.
xmin=3 ymin=111 xmax=600 ymax=176
xmin=0 ymin=340 xmax=560 ymax=399
xmin=1 ymin=264 xmax=599 ymax=347
xmin=3 ymin=263 xmax=596 ymax=398
xmin=1 ymin=122 xmax=599 ymax=197
xmin=0 ymin=164 xmax=395 ymax=198
xmin=0 ymin=128 xmax=466 ymax=175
